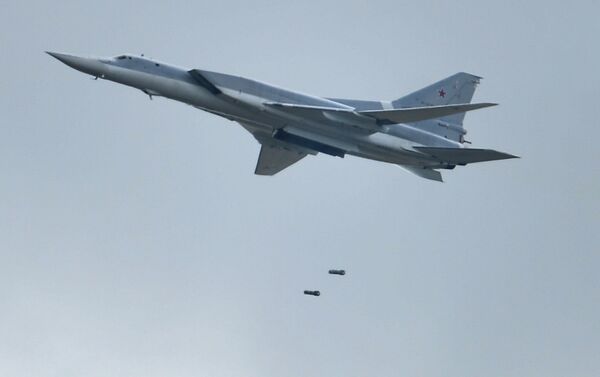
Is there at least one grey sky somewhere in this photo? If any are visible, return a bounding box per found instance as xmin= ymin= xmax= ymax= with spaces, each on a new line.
xmin=1 ymin=1 xmax=599 ymax=376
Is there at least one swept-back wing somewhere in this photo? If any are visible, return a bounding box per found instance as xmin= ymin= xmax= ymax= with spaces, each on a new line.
xmin=264 ymin=102 xmax=379 ymax=133
xmin=265 ymin=102 xmax=495 ymax=130
xmin=188 ymin=69 xmax=222 ymax=95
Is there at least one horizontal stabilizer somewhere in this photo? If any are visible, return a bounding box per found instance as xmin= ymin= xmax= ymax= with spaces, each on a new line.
xmin=360 ymin=103 xmax=496 ymax=124
xmin=414 ymin=147 xmax=519 ymax=164
xmin=400 ymin=165 xmax=443 ymax=182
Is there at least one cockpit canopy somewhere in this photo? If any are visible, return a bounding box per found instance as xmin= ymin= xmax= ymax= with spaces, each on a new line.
xmin=113 ymin=54 xmax=161 ymax=67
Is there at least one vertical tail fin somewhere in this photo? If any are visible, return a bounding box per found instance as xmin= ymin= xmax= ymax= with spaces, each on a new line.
xmin=392 ymin=72 xmax=483 ymax=142
xmin=392 ymin=72 xmax=481 ymax=126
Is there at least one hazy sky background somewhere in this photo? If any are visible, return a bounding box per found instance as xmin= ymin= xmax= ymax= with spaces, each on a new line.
xmin=1 ymin=1 xmax=599 ymax=376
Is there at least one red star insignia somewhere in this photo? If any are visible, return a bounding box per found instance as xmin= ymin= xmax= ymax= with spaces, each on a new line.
xmin=438 ymin=89 xmax=446 ymax=98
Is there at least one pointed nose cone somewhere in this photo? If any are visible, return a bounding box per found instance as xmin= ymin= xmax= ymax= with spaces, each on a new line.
xmin=46 ymin=51 xmax=106 ymax=77
xmin=46 ymin=51 xmax=87 ymax=68
xmin=46 ymin=51 xmax=72 ymax=63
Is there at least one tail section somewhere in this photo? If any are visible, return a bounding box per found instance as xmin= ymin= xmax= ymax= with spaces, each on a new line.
xmin=392 ymin=72 xmax=481 ymax=121
xmin=399 ymin=147 xmax=518 ymax=182
xmin=414 ymin=147 xmax=519 ymax=164
xmin=392 ymin=73 xmax=483 ymax=142
xmin=400 ymin=165 xmax=443 ymax=182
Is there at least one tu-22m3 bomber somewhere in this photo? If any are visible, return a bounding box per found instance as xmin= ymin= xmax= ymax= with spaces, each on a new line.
xmin=48 ymin=52 xmax=517 ymax=181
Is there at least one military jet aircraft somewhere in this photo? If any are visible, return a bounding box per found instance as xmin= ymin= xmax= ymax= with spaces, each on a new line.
xmin=47 ymin=52 xmax=517 ymax=181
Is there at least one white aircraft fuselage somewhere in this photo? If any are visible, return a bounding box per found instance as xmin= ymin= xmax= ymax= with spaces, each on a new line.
xmin=48 ymin=52 xmax=516 ymax=181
